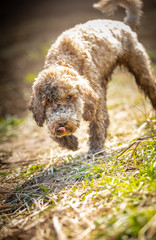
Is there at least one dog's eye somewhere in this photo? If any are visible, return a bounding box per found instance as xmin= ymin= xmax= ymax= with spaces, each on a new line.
xmin=46 ymin=98 xmax=53 ymax=105
xmin=66 ymin=95 xmax=72 ymax=102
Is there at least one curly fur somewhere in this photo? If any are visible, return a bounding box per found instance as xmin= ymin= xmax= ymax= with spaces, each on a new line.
xmin=29 ymin=0 xmax=156 ymax=154
xmin=93 ymin=0 xmax=143 ymax=30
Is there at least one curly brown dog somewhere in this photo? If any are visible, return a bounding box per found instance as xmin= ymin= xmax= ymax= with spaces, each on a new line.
xmin=29 ymin=0 xmax=156 ymax=155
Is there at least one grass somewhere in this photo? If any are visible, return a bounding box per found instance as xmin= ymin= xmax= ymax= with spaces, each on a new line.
xmin=0 ymin=69 xmax=156 ymax=239
xmin=22 ymin=164 xmax=46 ymax=177
xmin=0 ymin=116 xmax=24 ymax=140
xmin=86 ymin=137 xmax=156 ymax=239
xmin=0 ymin=135 xmax=155 ymax=240
xmin=24 ymin=73 xmax=37 ymax=83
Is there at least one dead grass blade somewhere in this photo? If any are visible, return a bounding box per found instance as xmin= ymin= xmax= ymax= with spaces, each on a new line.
xmin=53 ymin=215 xmax=67 ymax=240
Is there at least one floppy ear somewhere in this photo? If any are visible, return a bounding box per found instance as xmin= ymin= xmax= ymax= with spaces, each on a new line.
xmin=29 ymin=91 xmax=45 ymax=127
xmin=77 ymin=82 xmax=98 ymax=121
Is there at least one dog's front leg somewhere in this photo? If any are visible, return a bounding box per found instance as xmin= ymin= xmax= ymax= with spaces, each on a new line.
xmin=88 ymin=95 xmax=109 ymax=155
xmin=52 ymin=135 xmax=78 ymax=151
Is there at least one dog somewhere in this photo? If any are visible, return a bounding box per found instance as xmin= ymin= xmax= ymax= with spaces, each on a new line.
xmin=29 ymin=0 xmax=156 ymax=155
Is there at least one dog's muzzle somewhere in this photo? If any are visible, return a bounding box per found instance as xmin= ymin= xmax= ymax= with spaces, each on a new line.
xmin=48 ymin=119 xmax=79 ymax=137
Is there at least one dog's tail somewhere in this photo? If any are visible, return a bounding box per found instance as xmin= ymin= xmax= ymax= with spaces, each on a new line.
xmin=93 ymin=0 xmax=143 ymax=30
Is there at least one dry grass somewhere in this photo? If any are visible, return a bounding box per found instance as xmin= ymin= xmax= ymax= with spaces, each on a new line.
xmin=0 ymin=69 xmax=156 ymax=240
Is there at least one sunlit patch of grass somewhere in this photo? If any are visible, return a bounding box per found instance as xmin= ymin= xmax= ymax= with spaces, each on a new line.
xmin=22 ymin=164 xmax=46 ymax=177
xmin=0 ymin=171 xmax=12 ymax=176
xmin=81 ymin=137 xmax=156 ymax=239
xmin=0 ymin=137 xmax=156 ymax=239
xmin=24 ymin=42 xmax=52 ymax=83
xmin=24 ymin=73 xmax=37 ymax=83
xmin=26 ymin=42 xmax=51 ymax=62
xmin=151 ymin=63 xmax=156 ymax=73
xmin=108 ymin=70 xmax=143 ymax=110
xmin=147 ymin=48 xmax=156 ymax=62
xmin=0 ymin=116 xmax=24 ymax=140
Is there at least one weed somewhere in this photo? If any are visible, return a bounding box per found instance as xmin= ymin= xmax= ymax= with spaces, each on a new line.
xmin=22 ymin=164 xmax=46 ymax=177
xmin=0 ymin=116 xmax=24 ymax=140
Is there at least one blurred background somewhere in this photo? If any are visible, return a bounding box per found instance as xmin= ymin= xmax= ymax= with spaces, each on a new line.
xmin=0 ymin=0 xmax=156 ymax=118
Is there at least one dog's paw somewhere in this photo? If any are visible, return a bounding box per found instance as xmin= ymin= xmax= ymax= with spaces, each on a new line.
xmin=53 ymin=135 xmax=78 ymax=151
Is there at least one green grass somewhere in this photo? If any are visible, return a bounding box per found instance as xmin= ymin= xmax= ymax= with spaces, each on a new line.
xmin=77 ymin=137 xmax=156 ymax=239
xmin=22 ymin=164 xmax=46 ymax=177
xmin=1 ymin=137 xmax=155 ymax=240
xmin=147 ymin=49 xmax=156 ymax=62
xmin=0 ymin=116 xmax=24 ymax=140
xmin=24 ymin=73 xmax=37 ymax=83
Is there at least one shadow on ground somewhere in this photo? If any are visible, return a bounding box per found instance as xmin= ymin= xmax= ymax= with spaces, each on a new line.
xmin=5 ymin=151 xmax=112 ymax=213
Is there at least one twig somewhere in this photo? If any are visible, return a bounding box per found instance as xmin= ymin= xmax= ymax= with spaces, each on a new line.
xmin=115 ymin=142 xmax=136 ymax=162
xmin=115 ymin=134 xmax=156 ymax=163
xmin=135 ymin=134 xmax=156 ymax=141
xmin=0 ymin=208 xmax=12 ymax=213
xmin=0 ymin=204 xmax=12 ymax=209
xmin=92 ymin=149 xmax=106 ymax=156
xmin=130 ymin=141 xmax=140 ymax=159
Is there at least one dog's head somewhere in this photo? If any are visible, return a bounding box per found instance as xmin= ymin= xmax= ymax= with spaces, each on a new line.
xmin=29 ymin=66 xmax=98 ymax=137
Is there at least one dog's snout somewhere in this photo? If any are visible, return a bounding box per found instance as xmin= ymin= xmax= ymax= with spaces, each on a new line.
xmin=58 ymin=120 xmax=67 ymax=127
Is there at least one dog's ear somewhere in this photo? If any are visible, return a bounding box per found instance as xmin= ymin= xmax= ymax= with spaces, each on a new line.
xmin=77 ymin=82 xmax=98 ymax=121
xmin=29 ymin=91 xmax=45 ymax=127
